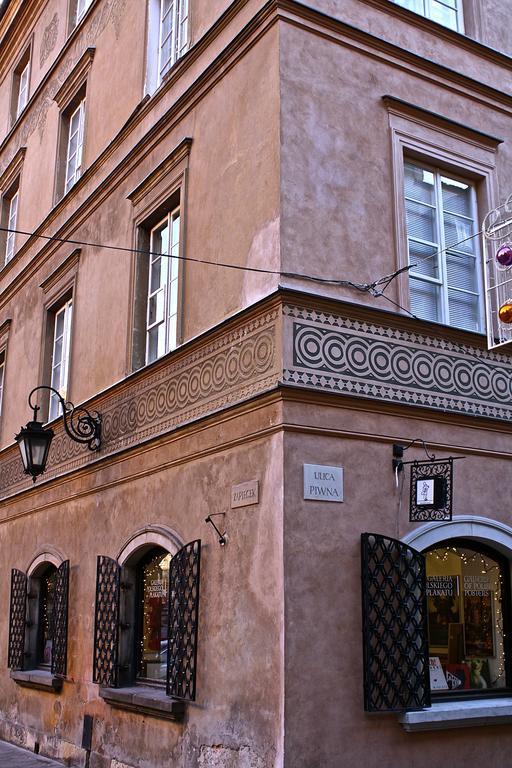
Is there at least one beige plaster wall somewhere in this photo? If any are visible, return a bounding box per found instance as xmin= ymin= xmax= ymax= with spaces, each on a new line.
xmin=282 ymin=398 xmax=512 ymax=768
xmin=0 ymin=413 xmax=285 ymax=767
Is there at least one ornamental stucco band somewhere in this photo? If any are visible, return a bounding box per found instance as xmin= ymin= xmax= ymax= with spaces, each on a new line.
xmin=282 ymin=304 xmax=512 ymax=421
xmin=0 ymin=308 xmax=278 ymax=496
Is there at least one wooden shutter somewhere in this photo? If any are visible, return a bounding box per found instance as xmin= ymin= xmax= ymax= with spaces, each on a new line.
xmin=166 ymin=540 xmax=201 ymax=701
xmin=361 ymin=533 xmax=430 ymax=712
xmin=8 ymin=569 xmax=27 ymax=671
xmin=51 ymin=560 xmax=70 ymax=677
xmin=93 ymin=555 xmax=120 ymax=687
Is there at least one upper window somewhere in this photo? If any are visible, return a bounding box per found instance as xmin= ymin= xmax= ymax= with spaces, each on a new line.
xmin=48 ymin=298 xmax=73 ymax=421
xmin=11 ymin=47 xmax=31 ymax=123
xmin=1 ymin=180 xmax=19 ymax=265
xmin=146 ymin=0 xmax=189 ymax=93
xmin=392 ymin=0 xmax=464 ymax=31
xmin=64 ymin=98 xmax=86 ymax=194
xmin=146 ymin=206 xmax=181 ymax=364
xmin=404 ymin=161 xmax=483 ymax=333
xmin=71 ymin=0 xmax=93 ymax=28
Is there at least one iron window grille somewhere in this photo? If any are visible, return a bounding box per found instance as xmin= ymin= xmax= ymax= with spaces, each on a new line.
xmin=8 ymin=561 xmax=70 ymax=677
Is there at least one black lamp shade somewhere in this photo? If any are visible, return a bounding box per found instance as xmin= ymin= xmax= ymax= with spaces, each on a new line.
xmin=15 ymin=420 xmax=54 ymax=481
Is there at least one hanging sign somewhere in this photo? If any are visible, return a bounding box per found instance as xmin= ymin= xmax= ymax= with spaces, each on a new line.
xmin=409 ymin=458 xmax=453 ymax=522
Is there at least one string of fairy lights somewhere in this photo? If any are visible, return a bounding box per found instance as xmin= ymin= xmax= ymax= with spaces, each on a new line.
xmin=427 ymin=547 xmax=505 ymax=687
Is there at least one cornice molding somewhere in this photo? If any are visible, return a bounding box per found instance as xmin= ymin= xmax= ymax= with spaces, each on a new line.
xmin=53 ymin=47 xmax=95 ymax=108
xmin=127 ymin=137 xmax=193 ymax=206
xmin=39 ymin=248 xmax=80 ymax=294
xmin=0 ymin=145 xmax=25 ymax=192
xmin=382 ymin=95 xmax=504 ymax=149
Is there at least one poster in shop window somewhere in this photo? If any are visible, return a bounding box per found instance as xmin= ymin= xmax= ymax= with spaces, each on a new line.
xmin=426 ymin=575 xmax=460 ymax=647
xmin=463 ymin=575 xmax=494 ymax=658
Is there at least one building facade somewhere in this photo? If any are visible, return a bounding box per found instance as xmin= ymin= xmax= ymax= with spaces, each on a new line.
xmin=0 ymin=0 xmax=511 ymax=766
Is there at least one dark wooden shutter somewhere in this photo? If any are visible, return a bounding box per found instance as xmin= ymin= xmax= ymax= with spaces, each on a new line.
xmin=51 ymin=560 xmax=70 ymax=677
xmin=361 ymin=532 xmax=430 ymax=712
xmin=166 ymin=540 xmax=201 ymax=701
xmin=93 ymin=555 xmax=120 ymax=687
xmin=8 ymin=569 xmax=27 ymax=671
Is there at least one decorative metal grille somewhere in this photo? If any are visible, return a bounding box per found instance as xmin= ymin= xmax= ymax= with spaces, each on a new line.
xmin=167 ymin=540 xmax=201 ymax=701
xmin=409 ymin=459 xmax=453 ymax=522
xmin=361 ymin=533 xmax=430 ymax=712
xmin=51 ymin=560 xmax=69 ymax=677
xmin=8 ymin=569 xmax=27 ymax=671
xmin=93 ymin=555 xmax=120 ymax=687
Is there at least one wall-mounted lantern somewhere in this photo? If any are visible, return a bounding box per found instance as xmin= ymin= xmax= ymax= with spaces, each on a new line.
xmin=15 ymin=386 xmax=101 ymax=482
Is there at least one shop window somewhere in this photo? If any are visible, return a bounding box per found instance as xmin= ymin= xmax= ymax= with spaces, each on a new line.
xmin=403 ymin=161 xmax=483 ymax=333
xmin=8 ymin=560 xmax=69 ymax=683
xmin=93 ymin=539 xmax=201 ymax=708
xmin=145 ymin=0 xmax=189 ymax=93
xmin=11 ymin=47 xmax=31 ymax=123
xmin=391 ymin=0 xmax=464 ymax=31
xmin=361 ymin=533 xmax=512 ymax=715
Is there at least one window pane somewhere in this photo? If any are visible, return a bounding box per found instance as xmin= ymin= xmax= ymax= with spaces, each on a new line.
xmin=147 ymin=325 xmax=166 ymax=363
xmin=394 ymin=0 xmax=424 ymax=13
xmin=409 ymin=240 xmax=439 ymax=280
xmin=430 ymin=1 xmax=458 ymax=29
xmin=441 ymin=177 xmax=471 ymax=217
xmin=148 ymin=290 xmax=165 ymax=326
xmin=410 ymin=276 xmax=441 ymax=322
xmin=446 ymin=252 xmax=478 ymax=293
xmin=443 ymin=212 xmax=473 ymax=253
xmin=406 ymin=199 xmax=437 ymax=243
xmin=425 ymin=546 xmax=506 ymax=693
xmin=138 ymin=550 xmax=172 ymax=681
xmin=448 ymin=288 xmax=481 ymax=332
xmin=404 ymin=163 xmax=436 ymax=205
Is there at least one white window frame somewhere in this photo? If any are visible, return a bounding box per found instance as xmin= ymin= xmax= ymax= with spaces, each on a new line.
xmin=404 ymin=161 xmax=484 ymax=333
xmin=16 ymin=61 xmax=30 ymax=119
xmin=392 ymin=0 xmax=464 ymax=32
xmin=5 ymin=190 xmax=19 ymax=264
xmin=64 ymin=100 xmax=85 ymax=195
xmin=49 ymin=299 xmax=73 ymax=421
xmin=0 ymin=352 xmax=5 ymax=418
xmin=75 ymin=0 xmax=93 ymax=26
xmin=145 ymin=206 xmax=180 ymax=364
xmin=158 ymin=0 xmax=189 ymax=83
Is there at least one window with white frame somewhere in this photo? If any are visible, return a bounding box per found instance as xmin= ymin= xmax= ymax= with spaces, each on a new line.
xmin=404 ymin=161 xmax=483 ymax=333
xmin=49 ymin=299 xmax=73 ymax=421
xmin=64 ymin=99 xmax=85 ymax=195
xmin=146 ymin=0 xmax=189 ymax=93
xmin=4 ymin=189 xmax=19 ymax=264
xmin=11 ymin=48 xmax=30 ymax=124
xmin=0 ymin=351 xmax=5 ymax=417
xmin=74 ymin=0 xmax=93 ymax=26
xmin=146 ymin=206 xmax=181 ymax=364
xmin=392 ymin=0 xmax=464 ymax=31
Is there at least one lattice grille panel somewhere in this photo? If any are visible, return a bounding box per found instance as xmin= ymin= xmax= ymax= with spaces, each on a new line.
xmin=8 ymin=569 xmax=27 ymax=671
xmin=361 ymin=533 xmax=430 ymax=712
xmin=52 ymin=560 xmax=69 ymax=677
xmin=93 ymin=555 xmax=120 ymax=687
xmin=167 ymin=540 xmax=201 ymax=701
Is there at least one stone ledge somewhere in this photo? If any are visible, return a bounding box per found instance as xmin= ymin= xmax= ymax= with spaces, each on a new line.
xmin=99 ymin=686 xmax=185 ymax=721
xmin=399 ymin=697 xmax=512 ymax=731
xmin=10 ymin=669 xmax=63 ymax=692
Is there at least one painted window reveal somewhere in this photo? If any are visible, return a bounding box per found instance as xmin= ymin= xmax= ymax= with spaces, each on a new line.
xmin=425 ymin=543 xmax=508 ymax=694
xmin=64 ymin=100 xmax=85 ymax=194
xmin=49 ymin=299 xmax=73 ymax=421
xmin=404 ymin=161 xmax=483 ymax=332
xmin=146 ymin=206 xmax=180 ymax=363
xmin=392 ymin=0 xmax=463 ymax=31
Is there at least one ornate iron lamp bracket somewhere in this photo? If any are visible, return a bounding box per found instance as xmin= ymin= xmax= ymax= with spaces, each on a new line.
xmin=28 ymin=385 xmax=102 ymax=451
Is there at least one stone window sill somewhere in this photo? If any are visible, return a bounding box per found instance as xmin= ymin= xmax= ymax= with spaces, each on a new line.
xmin=10 ymin=669 xmax=63 ymax=692
xmin=399 ymin=698 xmax=512 ymax=731
xmin=99 ymin=685 xmax=185 ymax=721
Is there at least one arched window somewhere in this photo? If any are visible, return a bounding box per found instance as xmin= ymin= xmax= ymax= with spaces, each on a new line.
xmin=424 ymin=539 xmax=511 ymax=695
xmin=93 ymin=530 xmax=201 ymax=704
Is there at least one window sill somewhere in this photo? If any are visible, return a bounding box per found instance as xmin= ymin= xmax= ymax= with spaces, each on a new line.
xmin=99 ymin=685 xmax=185 ymax=721
xmin=10 ymin=669 xmax=63 ymax=693
xmin=399 ymin=698 xmax=512 ymax=732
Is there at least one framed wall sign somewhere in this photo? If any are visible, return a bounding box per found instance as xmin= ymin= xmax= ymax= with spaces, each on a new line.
xmin=409 ymin=458 xmax=453 ymax=522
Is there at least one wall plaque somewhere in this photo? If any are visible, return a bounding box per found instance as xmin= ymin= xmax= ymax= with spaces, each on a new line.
xmin=231 ymin=480 xmax=259 ymax=508
xmin=303 ymin=464 xmax=343 ymax=502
